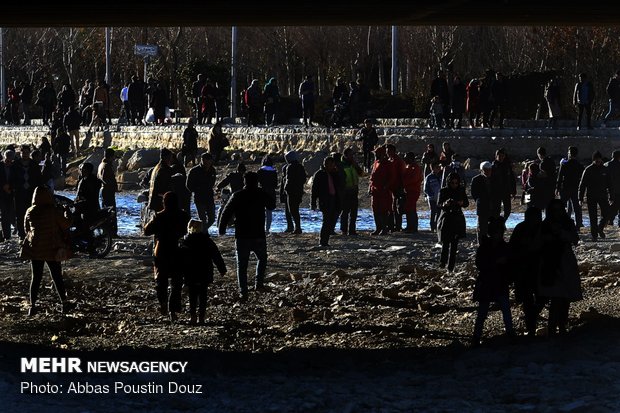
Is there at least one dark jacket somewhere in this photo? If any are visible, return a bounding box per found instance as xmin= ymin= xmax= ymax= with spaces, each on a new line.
xmin=574 ymin=80 xmax=595 ymax=105
xmin=356 ymin=127 xmax=379 ymax=152
xmin=172 ymin=173 xmax=191 ymax=213
xmin=282 ymin=161 xmax=307 ymax=198
xmin=605 ymin=159 xmax=620 ymax=197
xmin=556 ymin=158 xmax=584 ymax=194
xmin=186 ymin=164 xmax=216 ymax=204
xmin=451 ymin=80 xmax=466 ymax=114
xmin=606 ymin=77 xmax=620 ymax=103
xmin=76 ymin=174 xmax=102 ymax=219
xmin=216 ymin=172 xmax=244 ymax=194
xmin=144 ymin=208 xmax=190 ymax=264
xmin=539 ymin=156 xmax=557 ymax=182
xmin=63 ymin=109 xmax=82 ymax=131
xmin=257 ymin=166 xmax=278 ymax=200
xmin=509 ymin=215 xmax=543 ymax=302
xmin=311 ymin=168 xmax=340 ymax=211
xmin=437 ymin=185 xmax=469 ymax=242
xmin=10 ymin=159 xmax=42 ymax=195
xmin=491 ymin=159 xmax=516 ymax=196
xmin=470 ymin=173 xmax=493 ymax=216
xmin=473 ymin=239 xmax=511 ymax=302
xmin=579 ymin=163 xmax=610 ymax=201
xmin=182 ymin=127 xmax=198 ymax=153
xmin=180 ymin=232 xmax=226 ymax=285
xmin=218 ymin=187 xmax=276 ymax=239
xmin=430 ymin=76 xmax=449 ymax=103
xmin=128 ymin=80 xmax=145 ymax=105
xmin=53 ymin=132 xmax=71 ymax=156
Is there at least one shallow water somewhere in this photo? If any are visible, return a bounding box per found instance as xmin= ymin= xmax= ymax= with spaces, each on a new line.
xmin=58 ymin=190 xmax=590 ymax=236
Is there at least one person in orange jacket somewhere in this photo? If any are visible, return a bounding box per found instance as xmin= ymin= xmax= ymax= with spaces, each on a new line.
xmin=386 ymin=144 xmax=406 ymax=232
xmin=401 ymin=152 xmax=423 ymax=233
xmin=369 ymin=145 xmax=393 ymax=235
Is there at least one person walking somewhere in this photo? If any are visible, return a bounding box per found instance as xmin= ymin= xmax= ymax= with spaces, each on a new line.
xmin=471 ymin=217 xmax=514 ymax=346
xmin=147 ymin=148 xmax=174 ymax=217
xmin=144 ymin=192 xmax=190 ymax=322
xmin=579 ymin=151 xmax=611 ymax=240
xmin=556 ymin=146 xmax=584 ymax=228
xmin=98 ymin=148 xmax=118 ymax=237
xmin=263 ymin=77 xmax=280 ymax=126
xmin=471 ymin=161 xmax=494 ymax=244
xmin=245 ymin=79 xmax=262 ymax=127
xmin=538 ymin=199 xmax=581 ymax=336
xmin=180 ymin=219 xmax=226 ymax=325
xmin=311 ymin=157 xmax=340 ymax=247
xmin=187 ymin=152 xmax=217 ymax=232
xmin=218 ymin=172 xmax=276 ymax=301
xmin=437 ymin=172 xmax=469 ymax=272
xmin=602 ymin=70 xmax=620 ymax=127
xmin=573 ymin=73 xmax=594 ymax=130
xmin=257 ymin=155 xmax=278 ymax=234
xmin=20 ymin=81 xmax=33 ymax=126
xmin=63 ymin=105 xmax=82 ymax=156
xmin=0 ymin=150 xmax=15 ymax=241
xmin=423 ymin=162 xmax=442 ymax=233
xmin=21 ymin=186 xmax=72 ymax=316
xmin=340 ymin=147 xmax=363 ymax=236
xmin=11 ymin=145 xmax=42 ymax=240
xmin=280 ymin=151 xmax=307 ymax=234
xmin=604 ymin=150 xmax=620 ymax=226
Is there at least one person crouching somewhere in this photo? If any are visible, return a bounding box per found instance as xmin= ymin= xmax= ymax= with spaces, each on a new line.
xmin=180 ymin=219 xmax=227 ymax=325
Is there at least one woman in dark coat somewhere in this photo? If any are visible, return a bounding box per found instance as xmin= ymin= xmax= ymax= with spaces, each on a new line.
xmin=144 ymin=191 xmax=190 ymax=322
xmin=257 ymin=155 xmax=278 ymax=233
xmin=538 ymin=199 xmax=581 ymax=335
xmin=437 ymin=172 xmax=469 ymax=272
xmin=21 ymin=186 xmax=72 ymax=316
xmin=472 ymin=216 xmax=515 ymax=346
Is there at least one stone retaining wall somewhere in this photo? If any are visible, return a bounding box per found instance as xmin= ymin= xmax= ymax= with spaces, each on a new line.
xmin=1 ymin=124 xmax=619 ymax=162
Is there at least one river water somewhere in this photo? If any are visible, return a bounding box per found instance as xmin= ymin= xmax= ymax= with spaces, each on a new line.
xmin=58 ymin=190 xmax=589 ymax=237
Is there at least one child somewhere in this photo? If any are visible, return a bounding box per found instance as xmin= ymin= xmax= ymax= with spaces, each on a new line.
xmin=180 ymin=219 xmax=227 ymax=325
xmin=472 ymin=216 xmax=514 ymax=346
xmin=429 ymin=96 xmax=444 ymax=129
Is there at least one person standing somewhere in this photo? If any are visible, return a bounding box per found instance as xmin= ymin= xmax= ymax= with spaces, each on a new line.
xmin=545 ymin=76 xmax=561 ymax=129
xmin=120 ymin=82 xmax=131 ymax=123
xmin=63 ymin=105 xmax=82 ymax=155
xmin=356 ymin=118 xmax=379 ymax=172
xmin=430 ymin=70 xmax=450 ymax=127
xmin=245 ymin=79 xmax=262 ymax=127
xmin=219 ymin=172 xmax=276 ymax=301
xmin=437 ymin=173 xmax=469 ymax=272
xmin=490 ymin=72 xmax=508 ymax=128
xmin=57 ymin=84 xmax=76 ymax=115
xmin=144 ymin=192 xmax=190 ymax=322
xmin=387 ymin=144 xmax=405 ymax=232
xmin=438 ymin=142 xmax=454 ymax=168
xmin=201 ymin=79 xmax=217 ymax=126
xmin=181 ymin=119 xmax=199 ymax=167
xmin=491 ymin=148 xmax=516 ymax=219
xmin=20 ymin=81 xmax=33 ymax=126
xmin=423 ymin=162 xmax=442 ymax=233
xmin=53 ymin=128 xmax=71 ymax=175
xmin=0 ymin=150 xmax=15 ymax=241
xmin=207 ymin=121 xmax=229 ymax=162
xmin=602 ymin=70 xmax=620 ymax=127
xmin=11 ymin=145 xmax=42 ymax=240
xmin=7 ymin=81 xmax=21 ymax=125
xmin=369 ymin=145 xmax=393 ymax=235
xmin=556 ymin=146 xmax=584 ymax=228
xmin=466 ymin=78 xmax=481 ymax=128
xmin=216 ymin=163 xmax=246 ymax=196
xmin=471 ymin=217 xmax=514 ymax=346
xmin=470 ymin=161 xmax=494 ymax=244
xmin=401 ymin=152 xmax=423 ymax=233
xmin=147 ymin=148 xmax=174 ymax=215
xmin=450 ymin=75 xmax=466 ymax=129
xmin=299 ymin=75 xmax=315 ymax=127
xmin=421 ymin=143 xmax=439 ymax=177
xmin=280 ymin=151 xmax=307 ymax=234
xmin=509 ymin=207 xmax=544 ymax=337
xmin=579 ymin=151 xmax=611 ymax=241
xmin=263 ymin=77 xmax=280 ymax=126
xmin=441 ymin=153 xmax=466 ymax=189
xmin=98 ymin=148 xmax=118 ymax=237
xmin=538 ymin=200 xmax=581 ymax=336
xmin=340 ymin=147 xmax=363 ymax=236
xmin=128 ymin=75 xmax=146 ymax=125
xmin=257 ymin=156 xmax=278 ymax=234
xmin=537 ymin=146 xmax=557 ymax=202
xmin=37 ymin=81 xmax=57 ymax=126
xmin=92 ymin=80 xmax=109 ymax=128
xmin=192 ymin=74 xmax=206 ymax=124
xmin=187 ymin=153 xmax=217 ymax=232
xmin=573 ymin=73 xmax=594 ymax=130
xmin=311 ymin=157 xmax=340 ymax=247
xmin=604 ymin=150 xmax=620 ymax=226
xmin=21 ymin=186 xmax=72 ymax=316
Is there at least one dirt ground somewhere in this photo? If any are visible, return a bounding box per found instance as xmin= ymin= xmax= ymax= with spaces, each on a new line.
xmin=1 ymin=217 xmax=620 ymax=411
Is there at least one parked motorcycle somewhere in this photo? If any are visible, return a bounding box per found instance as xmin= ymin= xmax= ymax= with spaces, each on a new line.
xmin=54 ymin=194 xmax=115 ymax=258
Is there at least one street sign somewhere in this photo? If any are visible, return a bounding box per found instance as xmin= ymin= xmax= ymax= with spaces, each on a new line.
xmin=134 ymin=44 xmax=159 ymax=57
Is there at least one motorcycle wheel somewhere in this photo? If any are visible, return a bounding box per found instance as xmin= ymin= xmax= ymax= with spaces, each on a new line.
xmin=91 ymin=226 xmax=113 ymax=258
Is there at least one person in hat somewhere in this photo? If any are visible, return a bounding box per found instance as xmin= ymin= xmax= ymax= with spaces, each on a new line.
xmin=470 ymin=161 xmax=494 ymax=244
